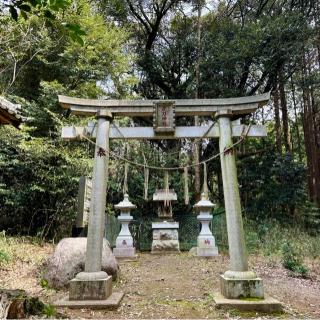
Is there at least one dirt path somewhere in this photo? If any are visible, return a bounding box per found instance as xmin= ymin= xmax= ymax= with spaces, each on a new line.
xmin=1 ymin=245 xmax=320 ymax=319
xmin=56 ymin=253 xmax=320 ymax=319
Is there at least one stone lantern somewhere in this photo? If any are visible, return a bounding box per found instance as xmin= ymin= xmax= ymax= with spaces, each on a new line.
xmin=194 ymin=192 xmax=219 ymax=257
xmin=113 ymin=194 xmax=136 ymax=258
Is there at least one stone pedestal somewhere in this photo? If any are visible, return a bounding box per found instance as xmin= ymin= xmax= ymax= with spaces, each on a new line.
xmin=215 ymin=272 xmax=281 ymax=312
xmin=213 ymin=292 xmax=282 ymax=312
xmin=220 ymin=274 xmax=264 ymax=299
xmin=151 ymin=221 xmax=180 ymax=253
xmin=194 ymin=193 xmax=219 ymax=257
xmin=69 ymin=276 xmax=112 ymax=301
xmin=113 ymin=246 xmax=136 ymax=258
xmin=55 ymin=276 xmax=123 ymax=309
xmin=113 ymin=194 xmax=137 ymax=258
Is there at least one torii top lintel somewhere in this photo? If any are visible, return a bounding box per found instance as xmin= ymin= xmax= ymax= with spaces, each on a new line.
xmin=58 ymin=92 xmax=270 ymax=117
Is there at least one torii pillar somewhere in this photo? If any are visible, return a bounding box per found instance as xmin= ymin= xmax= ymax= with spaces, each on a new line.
xmin=216 ymin=109 xmax=263 ymax=299
xmin=55 ymin=110 xmax=124 ymax=308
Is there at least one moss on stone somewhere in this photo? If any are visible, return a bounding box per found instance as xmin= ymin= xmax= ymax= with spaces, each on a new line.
xmin=239 ymin=297 xmax=264 ymax=301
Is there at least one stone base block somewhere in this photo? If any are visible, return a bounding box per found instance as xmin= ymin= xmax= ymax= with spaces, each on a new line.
xmin=220 ymin=274 xmax=264 ymax=299
xmin=151 ymin=240 xmax=180 ymax=253
xmin=113 ymin=247 xmax=136 ymax=258
xmin=197 ymin=247 xmax=219 ymax=257
xmin=69 ymin=276 xmax=112 ymax=301
xmin=151 ymin=250 xmax=180 ymax=255
xmin=54 ymin=292 xmax=124 ymax=310
xmin=214 ymin=292 xmax=282 ymax=312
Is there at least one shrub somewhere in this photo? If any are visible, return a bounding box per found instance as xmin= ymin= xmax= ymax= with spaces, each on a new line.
xmin=281 ymin=242 xmax=308 ymax=276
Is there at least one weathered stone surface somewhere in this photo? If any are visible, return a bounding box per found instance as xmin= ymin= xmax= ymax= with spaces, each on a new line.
xmin=151 ymin=240 xmax=179 ymax=252
xmin=54 ymin=292 xmax=124 ymax=309
xmin=69 ymin=276 xmax=112 ymax=301
xmin=43 ymin=237 xmax=118 ymax=289
xmin=197 ymin=246 xmax=219 ymax=257
xmin=214 ymin=292 xmax=282 ymax=312
xmin=85 ymin=113 xmax=110 ymax=273
xmin=153 ymin=229 xmax=178 ymax=240
xmin=152 ymin=222 xmax=179 ymax=229
xmin=113 ymin=247 xmax=136 ymax=258
xmin=220 ymin=274 xmax=264 ymax=299
xmin=58 ymin=92 xmax=270 ymax=117
xmin=151 ymin=223 xmax=180 ymax=253
xmin=217 ymin=113 xmax=248 ymax=272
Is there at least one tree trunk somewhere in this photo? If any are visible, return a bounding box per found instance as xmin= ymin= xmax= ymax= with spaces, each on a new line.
xmin=309 ymin=86 xmax=320 ymax=206
xmin=279 ymin=70 xmax=292 ymax=154
xmin=273 ymin=87 xmax=282 ymax=154
xmin=302 ymin=87 xmax=315 ymax=200
xmin=301 ymin=52 xmax=320 ymax=207
xmin=290 ymin=76 xmax=303 ymax=161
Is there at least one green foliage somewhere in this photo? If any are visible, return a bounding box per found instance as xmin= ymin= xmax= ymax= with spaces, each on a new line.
xmin=63 ymin=22 xmax=86 ymax=45
xmin=0 ymin=0 xmax=134 ymax=239
xmin=0 ymin=250 xmax=11 ymax=264
xmin=40 ymin=278 xmax=49 ymax=289
xmin=241 ymin=219 xmax=320 ymax=262
xmin=0 ymin=124 xmax=92 ymax=238
xmin=238 ymin=140 xmax=308 ymax=221
xmin=0 ymin=232 xmax=11 ymax=264
xmin=0 ymin=0 xmax=132 ymax=98
xmin=281 ymin=242 xmax=308 ymax=276
xmin=2 ymin=0 xmax=86 ymax=45
xmin=42 ymin=304 xmax=56 ymax=318
xmin=0 ymin=0 xmax=319 ymax=247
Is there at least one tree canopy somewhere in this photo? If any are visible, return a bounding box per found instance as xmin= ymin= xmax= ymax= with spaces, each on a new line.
xmin=0 ymin=0 xmax=320 ymax=240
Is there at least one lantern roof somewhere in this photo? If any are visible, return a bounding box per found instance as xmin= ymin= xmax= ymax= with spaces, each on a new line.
xmin=194 ymin=192 xmax=215 ymax=210
xmin=114 ymin=194 xmax=136 ymax=210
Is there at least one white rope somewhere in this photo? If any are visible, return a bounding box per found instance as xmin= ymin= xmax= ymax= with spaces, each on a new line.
xmin=203 ymin=162 xmax=209 ymax=199
xmin=183 ymin=167 xmax=189 ymax=205
xmin=123 ymin=162 xmax=129 ymax=195
xmin=81 ymin=124 xmax=252 ymax=171
xmin=164 ymin=171 xmax=170 ymax=207
xmin=142 ymin=153 xmax=149 ymax=200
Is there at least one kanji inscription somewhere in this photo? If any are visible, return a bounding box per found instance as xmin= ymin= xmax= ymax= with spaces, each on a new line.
xmin=153 ymin=101 xmax=175 ymax=134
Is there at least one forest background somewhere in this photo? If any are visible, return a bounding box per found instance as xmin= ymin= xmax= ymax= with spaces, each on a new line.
xmin=0 ymin=0 xmax=320 ymax=266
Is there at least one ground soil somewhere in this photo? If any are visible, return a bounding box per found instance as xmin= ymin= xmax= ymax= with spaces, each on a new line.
xmin=1 ymin=243 xmax=320 ymax=319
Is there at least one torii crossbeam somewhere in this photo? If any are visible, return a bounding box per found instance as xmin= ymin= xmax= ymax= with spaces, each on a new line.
xmin=56 ymin=93 xmax=281 ymax=311
xmin=58 ymin=93 xmax=270 ymax=117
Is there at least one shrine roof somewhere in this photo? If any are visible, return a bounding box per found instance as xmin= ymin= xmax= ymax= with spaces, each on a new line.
xmin=153 ymin=189 xmax=178 ymax=202
xmin=0 ymin=97 xmax=23 ymax=128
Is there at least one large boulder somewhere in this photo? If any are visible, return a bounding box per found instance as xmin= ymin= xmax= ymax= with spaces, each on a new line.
xmin=42 ymin=237 xmax=118 ymax=289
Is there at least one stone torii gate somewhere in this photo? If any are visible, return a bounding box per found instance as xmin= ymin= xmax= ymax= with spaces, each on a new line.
xmin=55 ymin=93 xmax=280 ymax=310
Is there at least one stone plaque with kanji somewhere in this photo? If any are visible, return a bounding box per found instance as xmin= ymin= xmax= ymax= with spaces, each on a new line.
xmin=153 ymin=101 xmax=175 ymax=134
